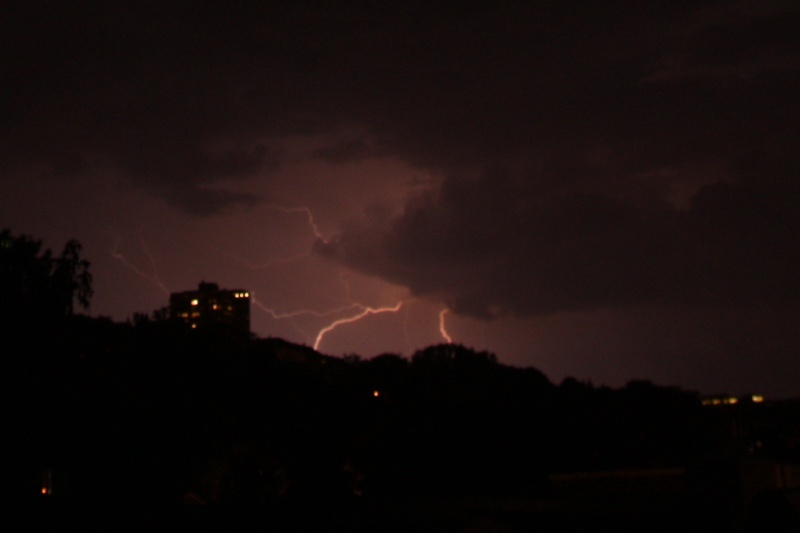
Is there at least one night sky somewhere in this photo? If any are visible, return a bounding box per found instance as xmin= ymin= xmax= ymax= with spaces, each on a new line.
xmin=3 ymin=1 xmax=800 ymax=397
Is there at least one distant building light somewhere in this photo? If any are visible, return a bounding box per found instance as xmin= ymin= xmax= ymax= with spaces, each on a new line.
xmin=702 ymin=396 xmax=742 ymax=406
xmin=170 ymin=282 xmax=251 ymax=333
xmin=373 ymin=390 xmax=380 ymax=398
xmin=41 ymin=469 xmax=53 ymax=495
xmin=752 ymin=394 xmax=764 ymax=403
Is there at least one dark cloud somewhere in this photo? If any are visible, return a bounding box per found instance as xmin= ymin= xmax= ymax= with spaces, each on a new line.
xmin=2 ymin=1 xmax=799 ymax=215
xmin=163 ymin=187 xmax=262 ymax=217
xmin=311 ymin=139 xmax=382 ymax=165
xmin=4 ymin=1 xmax=800 ymax=396
xmin=319 ymin=157 xmax=800 ymax=317
xmin=4 ymin=6 xmax=798 ymax=167
xmin=647 ymin=2 xmax=800 ymax=80
xmin=1 ymin=2 xmax=299 ymax=213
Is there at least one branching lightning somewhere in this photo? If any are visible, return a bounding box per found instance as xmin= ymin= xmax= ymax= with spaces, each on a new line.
xmin=214 ymin=204 xmax=410 ymax=352
xmin=251 ymin=294 xmax=363 ymax=321
xmin=139 ymin=230 xmax=164 ymax=284
xmin=313 ymin=301 xmax=403 ymax=351
xmin=238 ymin=205 xmax=438 ymax=354
xmin=204 ymin=205 xmax=326 ymax=270
xmin=110 ymin=231 xmax=170 ymax=296
xmin=265 ymin=204 xmax=326 ymax=242
xmin=114 ymin=202 xmax=443 ymax=356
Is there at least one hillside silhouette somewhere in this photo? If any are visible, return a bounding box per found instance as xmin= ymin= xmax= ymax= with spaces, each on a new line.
xmin=2 ymin=229 xmax=798 ymax=531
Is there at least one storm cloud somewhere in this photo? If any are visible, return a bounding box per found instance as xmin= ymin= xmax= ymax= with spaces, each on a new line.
xmin=5 ymin=2 xmax=799 ymax=214
xmin=4 ymin=1 xmax=800 ymax=394
xmin=318 ymin=153 xmax=800 ymax=318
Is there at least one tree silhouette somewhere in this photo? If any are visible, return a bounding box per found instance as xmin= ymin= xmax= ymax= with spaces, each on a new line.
xmin=0 ymin=229 xmax=92 ymax=320
xmin=51 ymin=238 xmax=93 ymax=315
xmin=1 ymin=230 xmax=94 ymax=503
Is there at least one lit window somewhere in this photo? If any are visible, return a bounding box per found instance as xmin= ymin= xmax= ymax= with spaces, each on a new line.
xmin=752 ymin=395 xmax=764 ymax=403
xmin=191 ymin=299 xmax=199 ymax=306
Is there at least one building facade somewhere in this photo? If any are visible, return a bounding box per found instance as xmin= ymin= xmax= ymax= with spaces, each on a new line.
xmin=169 ymin=281 xmax=250 ymax=333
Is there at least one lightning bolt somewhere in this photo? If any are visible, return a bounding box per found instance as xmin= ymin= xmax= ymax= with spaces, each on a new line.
xmin=251 ymin=292 xmax=368 ymax=341
xmin=339 ymin=271 xmax=353 ymax=301
xmin=110 ymin=230 xmax=170 ymax=296
xmin=250 ymin=293 xmax=314 ymax=340
xmin=439 ymin=308 xmax=452 ymax=344
xmin=204 ymin=204 xmax=326 ymax=270
xmin=251 ymin=294 xmax=364 ymax=321
xmin=238 ymin=205 xmax=432 ymax=354
xmin=138 ymin=229 xmax=163 ymax=282
xmin=124 ymin=202 xmax=441 ymax=357
xmin=265 ymin=204 xmax=326 ymax=243
xmin=217 ymin=205 xmax=408 ymax=352
xmin=313 ymin=301 xmax=403 ymax=351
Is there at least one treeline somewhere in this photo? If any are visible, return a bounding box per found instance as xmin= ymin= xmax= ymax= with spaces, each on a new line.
xmin=1 ymin=229 xmax=718 ymax=509
xmin=2 ymin=314 xmax=719 ymax=508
